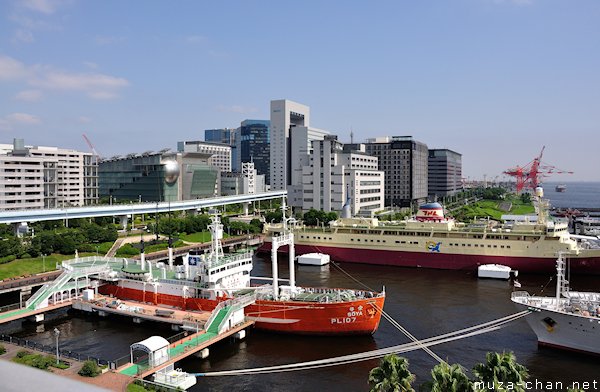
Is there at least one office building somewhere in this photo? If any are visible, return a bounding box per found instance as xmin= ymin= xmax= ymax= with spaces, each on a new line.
xmin=428 ymin=149 xmax=462 ymax=198
xmin=178 ymin=141 xmax=232 ymax=172
xmin=237 ymin=119 xmax=270 ymax=184
xmin=302 ymin=136 xmax=384 ymax=216
xmin=99 ymin=150 xmax=219 ymax=202
xmin=364 ymin=136 xmax=428 ymax=208
xmin=221 ymin=162 xmax=265 ymax=196
xmin=205 ymin=128 xmax=238 ymax=171
xmin=270 ymin=99 xmax=329 ymax=208
xmin=0 ymin=139 xmax=98 ymax=210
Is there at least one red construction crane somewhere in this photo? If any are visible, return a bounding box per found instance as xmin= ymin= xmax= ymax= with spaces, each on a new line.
xmin=82 ymin=133 xmax=100 ymax=162
xmin=503 ymin=147 xmax=573 ymax=193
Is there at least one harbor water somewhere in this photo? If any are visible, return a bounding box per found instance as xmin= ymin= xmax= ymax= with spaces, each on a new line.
xmin=543 ymin=181 xmax=600 ymax=209
xmin=3 ymin=258 xmax=599 ymax=391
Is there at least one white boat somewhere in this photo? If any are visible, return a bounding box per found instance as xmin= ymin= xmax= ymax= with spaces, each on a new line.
xmin=478 ymin=264 xmax=517 ymax=280
xmin=511 ymin=254 xmax=600 ymax=355
xmin=297 ymin=253 xmax=330 ymax=266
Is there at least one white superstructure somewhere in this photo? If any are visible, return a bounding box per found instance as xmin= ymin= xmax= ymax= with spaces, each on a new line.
xmin=512 ymin=254 xmax=600 ymax=355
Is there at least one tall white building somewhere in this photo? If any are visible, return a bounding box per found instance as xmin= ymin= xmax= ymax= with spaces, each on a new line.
xmin=270 ymin=99 xmax=329 ymax=208
xmin=302 ymin=136 xmax=384 ymax=216
xmin=178 ymin=141 xmax=232 ymax=172
xmin=0 ymin=139 xmax=98 ymax=210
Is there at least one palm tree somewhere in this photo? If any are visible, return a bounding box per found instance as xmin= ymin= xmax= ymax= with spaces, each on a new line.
xmin=424 ymin=361 xmax=473 ymax=392
xmin=368 ymin=354 xmax=416 ymax=392
xmin=472 ymin=352 xmax=529 ymax=392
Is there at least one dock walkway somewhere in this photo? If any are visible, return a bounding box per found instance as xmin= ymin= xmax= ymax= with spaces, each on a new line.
xmin=118 ymin=320 xmax=254 ymax=378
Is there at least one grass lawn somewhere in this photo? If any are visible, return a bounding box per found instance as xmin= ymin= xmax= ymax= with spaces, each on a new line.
xmin=0 ymin=252 xmax=95 ymax=281
xmin=180 ymin=231 xmax=230 ymax=243
xmin=180 ymin=231 xmax=212 ymax=243
xmin=455 ymin=196 xmax=535 ymax=221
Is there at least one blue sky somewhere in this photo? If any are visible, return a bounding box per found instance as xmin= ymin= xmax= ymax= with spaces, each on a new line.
xmin=1 ymin=0 xmax=599 ymax=181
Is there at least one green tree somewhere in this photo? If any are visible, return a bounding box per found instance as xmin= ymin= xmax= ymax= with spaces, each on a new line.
xmin=472 ymin=352 xmax=528 ymax=392
xmin=265 ymin=211 xmax=283 ymax=223
xmin=368 ymin=354 xmax=415 ymax=392
xmin=424 ymin=361 xmax=473 ymax=392
xmin=78 ymin=360 xmax=101 ymax=377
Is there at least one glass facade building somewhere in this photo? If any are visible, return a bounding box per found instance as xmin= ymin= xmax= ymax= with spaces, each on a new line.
xmin=239 ymin=119 xmax=270 ymax=184
xmin=99 ymin=152 xmax=219 ymax=202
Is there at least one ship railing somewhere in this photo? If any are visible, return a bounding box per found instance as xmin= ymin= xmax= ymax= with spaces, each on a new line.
xmin=567 ymin=291 xmax=600 ymax=303
xmin=511 ymin=291 xmax=530 ymax=300
xmin=204 ymin=301 xmax=228 ymax=334
xmin=207 ymin=251 xmax=253 ymax=270
xmin=204 ymin=292 xmax=256 ymax=333
xmin=157 ymin=278 xmax=196 ymax=287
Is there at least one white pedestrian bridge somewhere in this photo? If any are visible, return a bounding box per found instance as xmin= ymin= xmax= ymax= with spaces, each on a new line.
xmin=0 ymin=190 xmax=287 ymax=224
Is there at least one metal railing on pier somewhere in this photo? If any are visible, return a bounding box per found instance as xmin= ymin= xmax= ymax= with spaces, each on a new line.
xmin=0 ymin=334 xmax=109 ymax=366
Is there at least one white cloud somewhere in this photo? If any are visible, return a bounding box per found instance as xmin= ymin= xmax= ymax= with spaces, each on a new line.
xmin=0 ymin=55 xmax=130 ymax=100
xmin=15 ymin=89 xmax=43 ymax=101
xmin=78 ymin=116 xmax=92 ymax=123
xmin=0 ymin=55 xmax=29 ymax=81
xmin=216 ymin=105 xmax=258 ymax=115
xmin=5 ymin=112 xmax=41 ymax=125
xmin=20 ymin=0 xmax=62 ymax=14
xmin=35 ymin=71 xmax=129 ymax=90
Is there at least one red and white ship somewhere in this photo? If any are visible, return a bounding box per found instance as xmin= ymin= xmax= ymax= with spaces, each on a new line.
xmin=98 ymin=212 xmax=385 ymax=335
xmin=258 ymin=187 xmax=600 ymax=274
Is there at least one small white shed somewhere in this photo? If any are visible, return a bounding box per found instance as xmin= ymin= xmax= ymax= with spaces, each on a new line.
xmin=130 ymin=336 xmax=170 ymax=368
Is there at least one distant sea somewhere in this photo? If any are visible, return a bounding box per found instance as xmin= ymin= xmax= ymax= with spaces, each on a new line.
xmin=541 ymin=181 xmax=600 ymax=209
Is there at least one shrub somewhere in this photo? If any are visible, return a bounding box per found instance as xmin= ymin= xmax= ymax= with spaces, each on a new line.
xmin=116 ymin=244 xmax=141 ymax=257
xmin=16 ymin=350 xmax=31 ymax=359
xmin=0 ymin=344 xmax=6 ymax=355
xmin=0 ymin=255 xmax=17 ymax=264
xmin=19 ymin=253 xmax=32 ymax=259
xmin=78 ymin=360 xmax=100 ymax=377
xmin=31 ymin=355 xmax=53 ymax=369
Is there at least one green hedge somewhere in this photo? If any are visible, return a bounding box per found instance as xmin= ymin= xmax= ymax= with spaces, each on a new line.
xmin=0 ymin=255 xmax=17 ymax=265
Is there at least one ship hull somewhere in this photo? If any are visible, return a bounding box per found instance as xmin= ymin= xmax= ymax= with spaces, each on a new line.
xmin=98 ymin=284 xmax=384 ymax=336
xmin=257 ymin=242 xmax=600 ymax=274
xmin=513 ymin=304 xmax=600 ymax=355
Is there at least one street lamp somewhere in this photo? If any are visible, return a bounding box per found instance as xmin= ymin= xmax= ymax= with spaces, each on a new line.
xmin=54 ymin=328 xmax=60 ymax=365
xmin=95 ymin=245 xmax=99 ymax=257
xmin=42 ymin=254 xmax=46 ymax=273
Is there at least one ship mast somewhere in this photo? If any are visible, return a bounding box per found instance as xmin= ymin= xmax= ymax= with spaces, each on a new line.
xmin=555 ymin=253 xmax=569 ymax=311
xmin=534 ymin=186 xmax=548 ymax=225
xmin=208 ymin=213 xmax=224 ymax=266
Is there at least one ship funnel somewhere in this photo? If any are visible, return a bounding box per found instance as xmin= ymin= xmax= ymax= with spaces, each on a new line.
xmin=341 ymin=184 xmax=351 ymax=219
xmin=535 ymin=186 xmax=544 ymax=198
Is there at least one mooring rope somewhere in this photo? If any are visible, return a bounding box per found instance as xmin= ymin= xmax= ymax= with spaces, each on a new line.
xmin=192 ymin=310 xmax=531 ymax=377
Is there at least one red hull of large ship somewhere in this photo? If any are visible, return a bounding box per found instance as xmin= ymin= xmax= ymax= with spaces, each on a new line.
xmin=98 ymin=284 xmax=384 ymax=335
xmin=257 ymin=242 xmax=600 ymax=274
